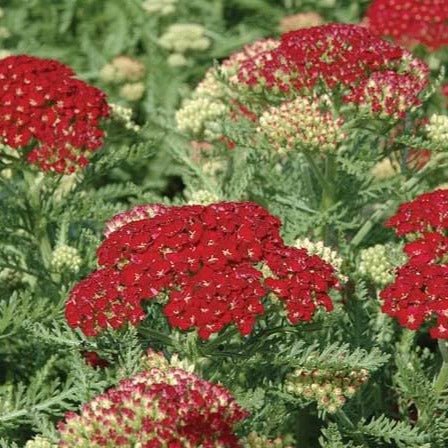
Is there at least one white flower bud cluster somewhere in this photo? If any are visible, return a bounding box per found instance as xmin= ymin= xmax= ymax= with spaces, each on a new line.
xmin=358 ymin=244 xmax=403 ymax=286
xmin=176 ymin=96 xmax=227 ymax=137
xmin=167 ymin=53 xmax=188 ymax=67
xmin=51 ymin=245 xmax=82 ymax=274
xmin=295 ymin=237 xmax=346 ymax=281
xmin=187 ymin=189 xmax=220 ymax=205
xmin=279 ymin=12 xmax=323 ymax=33
xmin=0 ymin=267 xmax=22 ymax=288
xmin=142 ymin=0 xmax=177 ymax=16
xmin=195 ymin=69 xmax=228 ymax=99
xmin=119 ymin=82 xmax=145 ymax=102
xmin=426 ymin=114 xmax=448 ymax=147
xmin=141 ymin=350 xmax=196 ymax=373
xmin=176 ymin=69 xmax=229 ymax=138
xmin=25 ymin=436 xmax=57 ymax=448
xmin=159 ymin=24 xmax=211 ymax=67
xmin=110 ymin=103 xmax=141 ymax=132
xmin=371 ymin=157 xmax=400 ymax=180
xmin=243 ymin=432 xmax=293 ymax=448
xmin=100 ymin=56 xmax=145 ymax=84
xmin=258 ymin=97 xmax=345 ymax=154
xmin=99 ymin=56 xmax=146 ymax=102
xmin=285 ymin=367 xmax=369 ymax=414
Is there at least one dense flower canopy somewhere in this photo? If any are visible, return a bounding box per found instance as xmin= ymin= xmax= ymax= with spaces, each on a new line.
xmin=65 ymin=202 xmax=338 ymax=339
xmin=386 ymin=189 xmax=448 ymax=236
xmin=366 ymin=0 xmax=448 ymax=51
xmin=0 ymin=55 xmax=109 ymax=173
xmin=380 ymin=189 xmax=448 ymax=339
xmin=58 ymin=365 xmax=247 ymax=447
xmin=237 ymin=24 xmax=429 ymax=118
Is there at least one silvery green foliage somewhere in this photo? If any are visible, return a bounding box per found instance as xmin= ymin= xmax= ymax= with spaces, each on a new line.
xmin=1 ymin=0 xmax=448 ymax=447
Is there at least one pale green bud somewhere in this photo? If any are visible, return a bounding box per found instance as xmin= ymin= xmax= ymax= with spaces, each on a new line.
xmin=51 ymin=245 xmax=81 ymax=273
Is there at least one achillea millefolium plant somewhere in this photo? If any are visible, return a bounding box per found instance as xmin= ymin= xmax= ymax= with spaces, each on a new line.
xmin=1 ymin=1 xmax=448 ymax=447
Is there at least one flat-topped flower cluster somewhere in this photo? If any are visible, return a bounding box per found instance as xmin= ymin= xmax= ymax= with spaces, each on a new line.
xmin=0 ymin=55 xmax=109 ymax=173
xmin=237 ymin=24 xmax=428 ymax=119
xmin=366 ymin=0 xmax=448 ymax=51
xmin=381 ymin=189 xmax=448 ymax=339
xmin=65 ymin=202 xmax=338 ymax=339
xmin=58 ymin=359 xmax=247 ymax=447
xmin=176 ymin=24 xmax=430 ymax=154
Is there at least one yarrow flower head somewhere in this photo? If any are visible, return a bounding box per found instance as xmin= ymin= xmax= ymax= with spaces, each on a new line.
xmin=187 ymin=189 xmax=220 ymax=205
xmin=142 ymin=0 xmax=177 ymax=16
xmin=381 ymin=263 xmax=448 ymax=338
xmin=82 ymin=350 xmax=109 ymax=368
xmin=176 ymin=95 xmax=228 ymax=138
xmin=285 ymin=366 xmax=369 ymax=414
xmin=24 ymin=436 xmax=56 ymax=448
xmin=158 ymin=23 xmax=211 ymax=67
xmin=343 ymin=70 xmax=427 ymax=119
xmin=58 ymin=366 xmax=247 ymax=447
xmin=119 ymin=82 xmax=145 ymax=101
xmin=371 ymin=157 xmax=401 ymax=180
xmin=51 ymin=244 xmax=82 ymax=274
xmin=159 ymin=24 xmax=211 ymax=54
xmin=386 ymin=189 xmax=448 ymax=237
xmin=237 ymin=24 xmax=429 ymax=118
xmin=0 ymin=55 xmax=110 ymax=173
xmin=380 ymin=189 xmax=448 ymax=339
xmin=109 ymin=103 xmax=141 ymax=132
xmin=257 ymin=96 xmax=345 ymax=153
xmin=426 ymin=114 xmax=448 ymax=147
xmin=365 ymin=0 xmax=448 ymax=51
xmin=279 ymin=12 xmax=323 ymax=33
xmin=66 ymin=202 xmax=339 ymax=339
xmin=99 ymin=55 xmax=145 ymax=84
xmin=142 ymin=349 xmax=196 ymax=373
xmin=175 ymin=39 xmax=279 ymax=140
xmin=295 ymin=237 xmax=346 ymax=282
xmin=243 ymin=432 xmax=294 ymax=448
xmin=358 ymin=243 xmax=405 ymax=286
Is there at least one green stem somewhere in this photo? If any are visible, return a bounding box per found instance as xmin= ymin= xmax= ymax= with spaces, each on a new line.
xmin=321 ymin=155 xmax=336 ymax=212
xmin=23 ymin=171 xmax=53 ymax=269
xmin=138 ymin=327 xmax=181 ymax=350
xmin=306 ymin=154 xmax=336 ymax=242
xmin=350 ymin=158 xmax=438 ymax=247
xmin=336 ymin=409 xmax=356 ymax=429
xmin=304 ymin=152 xmax=331 ymax=198
xmin=434 ymin=340 xmax=448 ymax=396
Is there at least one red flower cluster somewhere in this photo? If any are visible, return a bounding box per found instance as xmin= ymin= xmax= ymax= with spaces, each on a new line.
xmin=0 ymin=55 xmax=109 ymax=173
xmin=386 ymin=189 xmax=448 ymax=236
xmin=237 ymin=24 xmax=428 ymax=118
xmin=58 ymin=366 xmax=247 ymax=447
xmin=344 ymin=71 xmax=426 ymax=119
xmin=366 ymin=0 xmax=448 ymax=51
xmin=82 ymin=351 xmax=109 ymax=368
xmin=66 ymin=202 xmax=338 ymax=339
xmin=380 ymin=189 xmax=448 ymax=338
